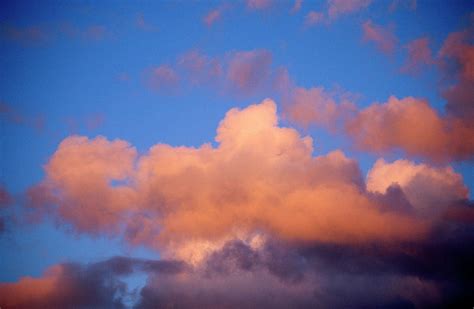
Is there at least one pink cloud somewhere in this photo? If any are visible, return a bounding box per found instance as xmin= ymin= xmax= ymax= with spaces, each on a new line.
xmin=204 ymin=9 xmax=222 ymax=26
xmin=362 ymin=20 xmax=398 ymax=54
xmin=328 ymin=0 xmax=372 ymax=19
xmin=346 ymin=96 xmax=474 ymax=162
xmin=177 ymin=50 xmax=222 ymax=85
xmin=146 ymin=65 xmax=180 ymax=92
xmin=401 ymin=37 xmax=434 ymax=74
xmin=283 ymin=87 xmax=355 ymax=129
xmin=28 ymin=99 xmax=434 ymax=259
xmin=226 ymin=50 xmax=273 ymax=95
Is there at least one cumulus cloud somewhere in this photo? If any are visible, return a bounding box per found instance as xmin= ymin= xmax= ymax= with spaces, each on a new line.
xmin=362 ymin=20 xmax=398 ymax=54
xmin=28 ymin=99 xmax=437 ymax=262
xmin=367 ymin=159 xmax=468 ymax=217
xmin=346 ymin=96 xmax=474 ymax=162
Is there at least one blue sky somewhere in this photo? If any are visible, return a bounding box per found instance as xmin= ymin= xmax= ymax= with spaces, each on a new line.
xmin=1 ymin=1 xmax=474 ymax=307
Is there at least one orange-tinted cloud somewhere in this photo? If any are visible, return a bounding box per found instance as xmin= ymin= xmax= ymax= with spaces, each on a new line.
xmin=29 ymin=99 xmax=437 ymax=262
xmin=362 ymin=20 xmax=398 ymax=54
xmin=283 ymin=87 xmax=355 ymax=129
xmin=346 ymin=96 xmax=474 ymax=162
xmin=29 ymin=136 xmax=137 ymax=234
xmin=401 ymin=37 xmax=434 ymax=74
xmin=367 ymin=159 xmax=468 ymax=217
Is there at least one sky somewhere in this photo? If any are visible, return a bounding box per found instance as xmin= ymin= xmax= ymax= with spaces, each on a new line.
xmin=0 ymin=0 xmax=474 ymax=307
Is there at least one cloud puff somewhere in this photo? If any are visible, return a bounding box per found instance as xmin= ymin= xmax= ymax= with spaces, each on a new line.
xmin=401 ymin=37 xmax=434 ymax=74
xmin=226 ymin=50 xmax=273 ymax=95
xmin=29 ymin=99 xmax=432 ymax=262
xmin=367 ymin=159 xmax=468 ymax=217
xmin=362 ymin=20 xmax=398 ymax=54
xmin=283 ymin=87 xmax=355 ymax=129
xmin=346 ymin=96 xmax=474 ymax=162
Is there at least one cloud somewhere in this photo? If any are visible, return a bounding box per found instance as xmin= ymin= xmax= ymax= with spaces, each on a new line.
xmin=145 ymin=65 xmax=180 ymax=92
xmin=362 ymin=20 xmax=398 ymax=54
xmin=367 ymin=159 xmax=468 ymax=216
xmin=345 ymin=96 xmax=474 ymax=162
xmin=327 ymin=0 xmax=372 ymax=19
xmin=438 ymin=27 xmax=474 ymax=120
xmin=144 ymin=49 xmax=284 ymax=96
xmin=226 ymin=50 xmax=273 ymax=95
xmin=204 ymin=9 xmax=222 ymax=26
xmin=0 ymin=256 xmax=185 ymax=308
xmin=282 ymin=87 xmax=355 ymax=129
xmin=3 ymin=231 xmax=473 ymax=308
xmin=401 ymin=37 xmax=434 ymax=74
xmin=177 ymin=50 xmax=222 ymax=86
xmin=0 ymin=101 xmax=46 ymax=133
xmin=28 ymin=99 xmax=450 ymax=262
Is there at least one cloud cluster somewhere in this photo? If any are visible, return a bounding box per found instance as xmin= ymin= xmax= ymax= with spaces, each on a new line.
xmin=2 ymin=226 xmax=473 ymax=308
xmin=145 ymin=49 xmax=285 ymax=97
xmin=346 ymin=96 xmax=474 ymax=162
xmin=27 ymin=99 xmax=470 ymax=263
